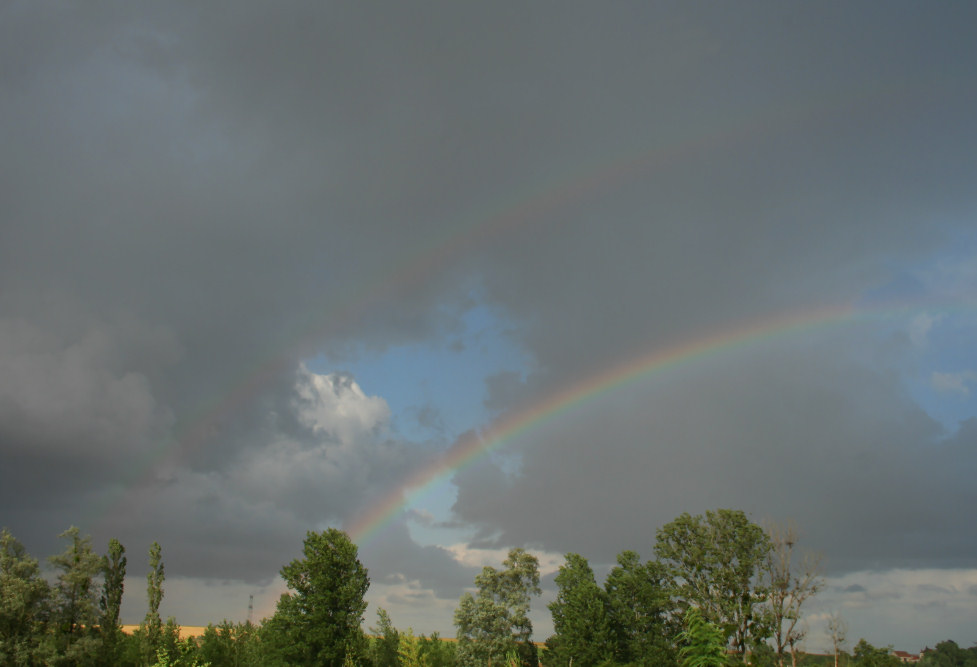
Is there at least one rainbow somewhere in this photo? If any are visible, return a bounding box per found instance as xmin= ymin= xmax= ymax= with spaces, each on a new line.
xmin=92 ymin=80 xmax=916 ymax=532
xmin=345 ymin=302 xmax=869 ymax=542
xmin=90 ymin=93 xmax=765 ymax=530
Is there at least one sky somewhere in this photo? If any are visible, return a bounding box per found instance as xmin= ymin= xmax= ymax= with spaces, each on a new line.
xmin=2 ymin=1 xmax=977 ymax=654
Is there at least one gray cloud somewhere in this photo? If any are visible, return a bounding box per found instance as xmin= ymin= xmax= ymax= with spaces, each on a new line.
xmin=360 ymin=522 xmax=477 ymax=601
xmin=2 ymin=0 xmax=976 ymax=638
xmin=453 ymin=335 xmax=973 ymax=572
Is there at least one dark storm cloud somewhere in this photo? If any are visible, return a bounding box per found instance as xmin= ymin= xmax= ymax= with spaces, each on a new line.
xmin=1 ymin=0 xmax=976 ymax=620
xmin=453 ymin=334 xmax=977 ymax=572
xmin=0 ymin=2 xmax=472 ymax=565
xmin=444 ymin=3 xmax=977 ymax=575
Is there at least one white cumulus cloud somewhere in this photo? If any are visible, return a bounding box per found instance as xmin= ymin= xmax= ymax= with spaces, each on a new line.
xmin=444 ymin=543 xmax=564 ymax=577
xmin=295 ymin=365 xmax=392 ymax=444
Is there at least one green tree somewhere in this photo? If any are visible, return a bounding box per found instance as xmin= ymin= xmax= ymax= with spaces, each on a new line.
xmin=370 ymin=607 xmax=400 ymax=667
xmin=454 ymin=548 xmax=541 ymax=667
xmin=197 ymin=624 xmax=232 ymax=667
xmin=604 ymin=550 xmax=675 ymax=665
xmin=397 ymin=628 xmax=426 ymax=667
xmin=49 ymin=526 xmax=102 ymax=665
xmin=918 ymin=640 xmax=977 ymax=667
xmin=546 ymin=553 xmax=613 ymax=666
xmin=232 ymin=620 xmax=264 ymax=667
xmin=655 ymin=509 xmax=771 ymax=657
xmin=851 ymin=639 xmax=900 ymax=667
xmin=197 ymin=620 xmax=263 ymax=667
xmin=160 ymin=617 xmax=186 ymax=665
xmin=115 ymin=626 xmax=143 ymax=667
xmin=263 ymin=529 xmax=370 ymax=667
xmin=148 ymin=638 xmax=210 ymax=667
xmin=0 ymin=528 xmax=52 ymax=666
xmin=677 ymin=607 xmax=728 ymax=667
xmin=143 ymin=541 xmax=165 ymax=664
xmin=418 ymin=632 xmax=455 ymax=667
xmin=98 ymin=538 xmax=126 ymax=664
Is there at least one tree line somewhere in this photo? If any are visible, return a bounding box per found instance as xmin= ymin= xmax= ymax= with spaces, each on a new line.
xmin=456 ymin=508 xmax=822 ymax=667
xmin=2 ymin=509 xmax=970 ymax=666
xmin=0 ymin=524 xmax=448 ymax=667
xmin=0 ymin=525 xmax=206 ymax=666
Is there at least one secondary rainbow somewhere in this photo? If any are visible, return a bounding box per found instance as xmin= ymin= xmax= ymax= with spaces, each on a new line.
xmin=92 ymin=81 xmax=910 ymax=533
xmin=346 ymin=302 xmax=863 ymax=542
xmin=90 ymin=90 xmax=776 ymax=531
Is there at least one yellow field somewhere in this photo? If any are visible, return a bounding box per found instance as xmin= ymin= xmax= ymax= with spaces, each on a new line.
xmin=120 ymin=625 xmax=209 ymax=639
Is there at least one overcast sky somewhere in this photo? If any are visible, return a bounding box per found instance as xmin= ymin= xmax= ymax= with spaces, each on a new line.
xmin=2 ymin=1 xmax=977 ymax=653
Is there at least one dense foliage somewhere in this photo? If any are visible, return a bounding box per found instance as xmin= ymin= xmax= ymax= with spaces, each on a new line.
xmin=0 ymin=528 xmax=51 ymax=665
xmin=677 ymin=607 xmax=729 ymax=667
xmin=918 ymin=640 xmax=977 ymax=667
xmin=546 ymin=552 xmax=614 ymax=666
xmin=851 ymin=639 xmax=902 ymax=667
xmin=4 ymin=510 xmax=966 ymax=667
xmin=655 ymin=509 xmax=772 ymax=657
xmin=603 ymin=550 xmax=675 ymax=665
xmin=454 ymin=548 xmax=541 ymax=667
xmin=262 ymin=528 xmax=371 ymax=666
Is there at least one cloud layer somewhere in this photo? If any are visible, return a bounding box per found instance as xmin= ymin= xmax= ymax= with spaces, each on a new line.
xmin=2 ymin=1 xmax=977 ymax=650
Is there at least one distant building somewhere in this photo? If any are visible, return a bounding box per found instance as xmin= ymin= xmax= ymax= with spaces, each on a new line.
xmin=893 ymin=650 xmax=920 ymax=663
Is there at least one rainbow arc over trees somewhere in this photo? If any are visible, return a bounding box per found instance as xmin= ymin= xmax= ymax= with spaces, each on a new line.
xmin=346 ymin=303 xmax=863 ymax=543
xmin=91 ymin=95 xmax=789 ymax=528
xmin=93 ymin=81 xmax=917 ymax=533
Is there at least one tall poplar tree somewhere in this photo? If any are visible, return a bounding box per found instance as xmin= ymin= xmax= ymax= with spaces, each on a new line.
xmin=49 ymin=526 xmax=102 ymax=665
xmin=98 ymin=538 xmax=126 ymax=663
xmin=143 ymin=541 xmax=165 ymax=664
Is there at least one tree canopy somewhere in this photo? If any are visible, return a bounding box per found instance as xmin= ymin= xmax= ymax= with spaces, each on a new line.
xmin=49 ymin=526 xmax=102 ymax=665
xmin=655 ymin=509 xmax=772 ymax=655
xmin=852 ymin=638 xmax=902 ymax=667
xmin=454 ymin=548 xmax=540 ymax=667
xmin=546 ymin=552 xmax=614 ymax=667
xmin=263 ymin=528 xmax=370 ymax=667
xmin=0 ymin=528 xmax=52 ymax=666
xmin=919 ymin=640 xmax=977 ymax=667
xmin=604 ymin=550 xmax=675 ymax=665
xmin=0 ymin=510 xmax=860 ymax=667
